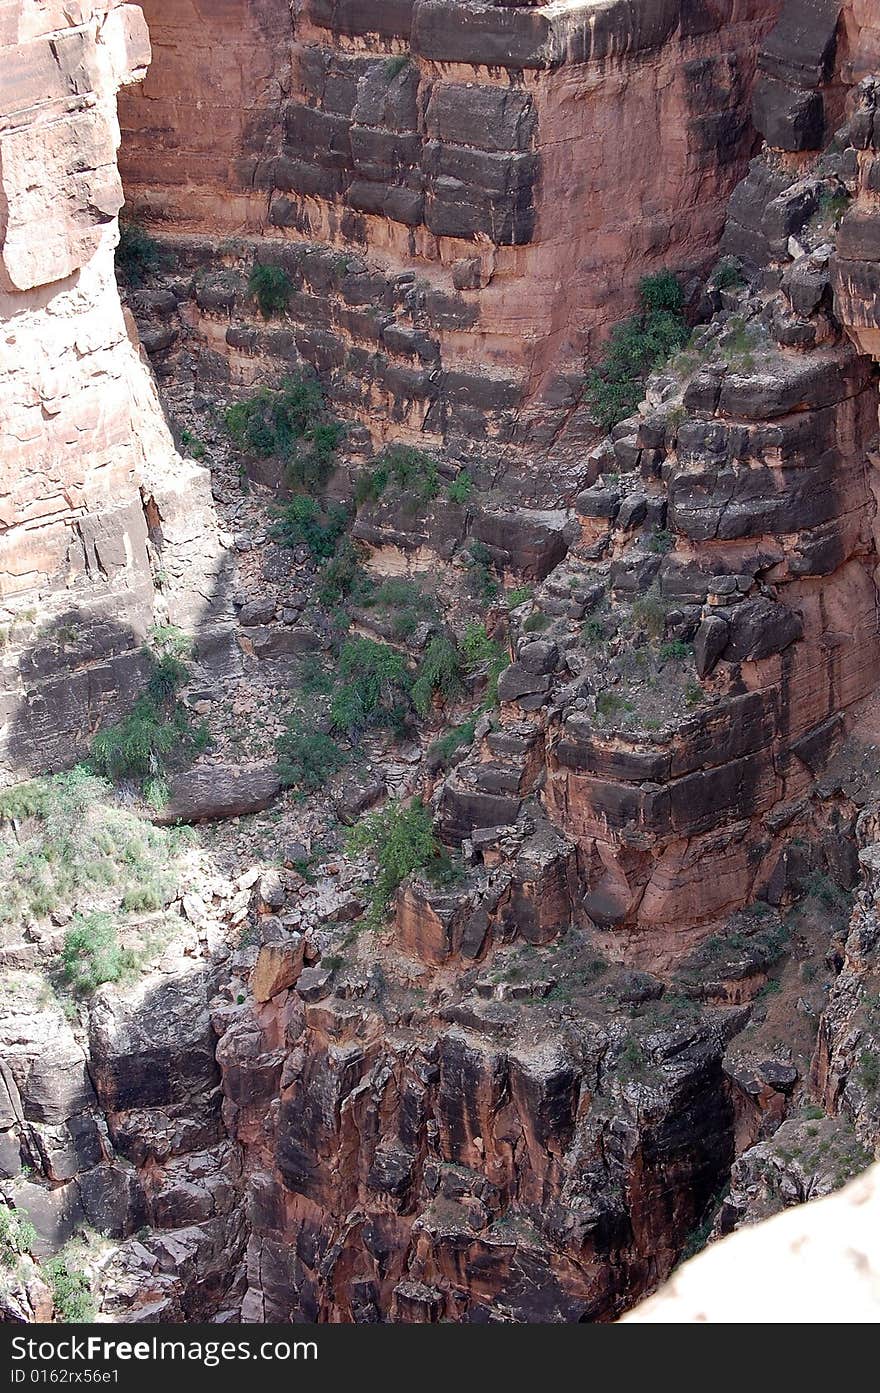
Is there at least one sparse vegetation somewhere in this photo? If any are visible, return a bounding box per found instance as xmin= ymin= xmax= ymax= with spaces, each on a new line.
xmin=0 ymin=767 xmax=187 ymax=927
xmin=90 ymin=628 xmax=207 ymax=803
xmin=115 ymin=221 xmax=165 ymax=287
xmin=585 ymin=271 xmax=689 ymax=430
xmin=412 ymin=637 xmax=463 ymax=716
xmin=276 ymin=722 xmax=346 ymax=795
xmin=270 ymin=497 xmax=349 ymax=559
xmin=249 ymin=262 xmax=293 ymax=319
xmin=224 ymin=373 xmax=344 ymax=489
xmin=45 ymin=1253 xmax=95 ymax=1323
xmin=429 ymin=716 xmax=477 ymax=768
xmin=0 ymin=1208 xmax=37 ymax=1268
xmin=630 ymin=585 xmax=669 ymax=640
xmin=348 ymin=799 xmax=456 ymax=927
xmin=447 ymin=472 xmax=473 ymax=505
xmin=60 ymin=911 xmax=138 ymax=996
xmin=372 ymin=577 xmax=436 ymax=639
xmin=330 ymin=637 xmax=412 ymax=739
xmin=180 ymin=429 xmax=207 ymax=461
xmin=317 ymin=539 xmax=375 ymax=608
xmin=507 ymin=586 xmax=533 ymax=608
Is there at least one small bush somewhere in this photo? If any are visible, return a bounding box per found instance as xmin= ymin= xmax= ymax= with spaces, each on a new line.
xmin=859 ymin=1051 xmax=879 ymax=1092
xmin=373 ymin=578 xmax=435 ymax=639
xmin=354 ymin=463 xmax=390 ymax=507
xmin=648 ymin=527 xmax=674 ymax=554
xmin=180 ymin=429 xmax=206 ymax=461
xmin=317 ymin=539 xmax=374 ymax=608
xmin=277 ymin=723 xmax=346 ymax=794
xmin=249 ymin=262 xmax=293 ymax=319
xmin=712 ymin=260 xmax=744 ymax=291
xmin=0 ymin=1209 xmax=37 ymax=1268
xmin=224 ymin=374 xmax=343 ymax=489
xmin=659 ymin=639 xmax=690 ymax=661
xmin=506 ymin=586 xmax=533 ymax=608
xmin=384 ymin=445 xmax=440 ymax=503
xmin=412 ymin=637 xmax=463 ymax=716
xmin=447 ymin=472 xmax=473 ymax=505
xmin=330 ymin=638 xmax=411 ymax=738
xmin=459 ymin=622 xmax=496 ymax=667
xmin=45 ymin=1255 xmax=95 ymax=1323
xmin=60 ymin=911 xmax=138 ymax=995
xmin=631 ymin=585 xmax=668 ymax=640
xmin=116 ymin=221 xmax=164 ymax=287
xmin=429 ymin=717 xmax=477 ymax=768
xmin=585 ymin=271 xmax=688 ymax=430
xmin=384 ymin=54 xmax=410 ymax=79
xmin=270 ymin=497 xmax=349 ymax=559
xmin=348 ymin=799 xmax=453 ymax=926
xmin=467 ymin=542 xmax=499 ymax=600
xmin=523 ymin=611 xmax=550 ymax=633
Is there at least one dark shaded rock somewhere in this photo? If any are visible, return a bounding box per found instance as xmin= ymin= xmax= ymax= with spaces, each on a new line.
xmin=695 ymin=615 xmax=730 ymax=677
xmin=154 ymin=765 xmax=281 ymax=823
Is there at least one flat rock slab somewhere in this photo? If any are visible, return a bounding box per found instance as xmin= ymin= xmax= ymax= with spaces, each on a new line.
xmin=154 ymin=764 xmax=281 ymax=824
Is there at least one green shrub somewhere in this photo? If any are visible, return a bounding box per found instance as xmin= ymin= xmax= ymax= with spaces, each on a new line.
xmin=459 ymin=622 xmax=496 ymax=667
xmin=648 ymin=527 xmax=674 ymax=554
xmin=277 ymin=723 xmax=346 ymax=794
xmin=712 ymin=259 xmax=744 ymax=291
xmin=60 ymin=911 xmax=138 ymax=995
xmin=523 ymin=611 xmax=550 ymax=633
xmin=180 ymin=429 xmax=206 ymax=461
xmin=0 ymin=1208 xmax=37 ymax=1268
xmin=354 ymin=462 xmax=390 ymax=507
xmin=659 ymin=639 xmax=690 ymax=661
xmin=412 ymin=637 xmax=463 ymax=716
xmin=348 ymin=799 xmax=454 ymax=926
xmin=317 ymin=539 xmax=374 ymax=608
xmin=585 ymin=271 xmax=688 ymax=430
xmin=224 ymin=374 xmax=344 ymax=488
xmin=270 ymin=497 xmax=349 ymax=559
xmin=429 ymin=716 xmax=477 ymax=768
xmin=45 ymin=1255 xmax=95 ymax=1323
xmin=330 ymin=638 xmax=411 ymax=738
xmin=506 ymin=586 xmax=532 ymax=608
xmin=583 ymin=617 xmax=605 ymax=645
xmin=447 ymin=472 xmax=473 ymax=505
xmin=249 ymin=262 xmax=293 ymax=319
xmin=859 ymin=1051 xmax=879 ymax=1092
xmin=631 ymin=585 xmax=668 ymax=640
xmin=373 ymin=578 xmax=435 ymax=639
xmin=384 ymin=445 xmax=440 ymax=502
xmin=384 ymin=54 xmax=410 ymax=79
xmin=115 ymin=221 xmax=164 ymax=287
xmin=467 ymin=542 xmax=499 ymax=600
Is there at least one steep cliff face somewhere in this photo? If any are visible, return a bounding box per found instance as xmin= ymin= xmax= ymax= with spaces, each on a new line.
xmin=118 ymin=1 xmax=781 ymax=460
xmin=5 ymin=0 xmax=880 ymax=1330
xmin=0 ymin=2 xmax=224 ymax=784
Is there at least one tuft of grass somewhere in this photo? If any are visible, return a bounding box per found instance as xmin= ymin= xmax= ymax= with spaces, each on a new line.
xmin=249 ymin=262 xmax=293 ymax=319
xmin=0 ymin=767 xmax=187 ymax=928
xmin=59 ymin=911 xmax=139 ymax=996
xmin=429 ymin=716 xmax=477 ymax=768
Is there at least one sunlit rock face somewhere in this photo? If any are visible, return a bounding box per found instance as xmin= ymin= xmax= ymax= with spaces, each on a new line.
xmin=0 ymin=3 xmax=224 ymax=783
xmin=117 ymin=1 xmax=782 ymax=457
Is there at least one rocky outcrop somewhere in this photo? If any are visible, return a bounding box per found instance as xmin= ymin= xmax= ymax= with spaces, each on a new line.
xmin=0 ymin=2 xmax=227 ymax=784
xmin=623 ymin=1158 xmax=880 ymax=1321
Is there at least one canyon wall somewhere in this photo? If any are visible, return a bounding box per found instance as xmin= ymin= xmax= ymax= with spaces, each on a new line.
xmin=0 ymin=1 xmax=225 ymax=784
xmin=118 ymin=1 xmax=782 ymax=460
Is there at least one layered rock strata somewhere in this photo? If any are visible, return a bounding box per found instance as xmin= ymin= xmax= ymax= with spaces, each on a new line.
xmin=119 ymin=0 xmax=781 ymax=459
xmin=0 ymin=2 xmax=227 ymax=784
